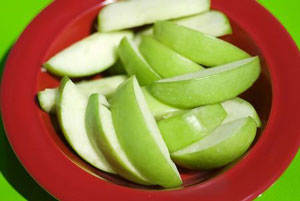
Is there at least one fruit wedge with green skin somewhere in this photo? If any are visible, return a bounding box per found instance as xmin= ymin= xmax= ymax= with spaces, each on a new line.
xmin=142 ymin=87 xmax=183 ymax=120
xmin=86 ymin=94 xmax=152 ymax=185
xmin=118 ymin=37 xmax=160 ymax=85
xmin=135 ymin=10 xmax=232 ymax=44
xmin=110 ymin=76 xmax=182 ymax=188
xmin=44 ymin=31 xmax=133 ymax=77
xmin=57 ymin=77 xmax=115 ymax=173
xmin=172 ymin=117 xmax=257 ymax=170
xmin=158 ymin=104 xmax=227 ymax=153
xmin=154 ymin=21 xmax=249 ymax=66
xmin=173 ymin=10 xmax=232 ymax=37
xmin=221 ymin=97 xmax=261 ymax=127
xmin=149 ymin=57 xmax=261 ymax=108
xmin=38 ymin=75 xmax=127 ymax=113
xmin=139 ymin=36 xmax=204 ymax=78
xmin=98 ymin=0 xmax=210 ymax=32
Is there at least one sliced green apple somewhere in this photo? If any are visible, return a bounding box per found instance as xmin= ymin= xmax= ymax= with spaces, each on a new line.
xmin=57 ymin=77 xmax=115 ymax=173
xmin=86 ymin=94 xmax=152 ymax=185
xmin=154 ymin=21 xmax=249 ymax=66
xmin=38 ymin=75 xmax=127 ymax=113
xmin=149 ymin=57 xmax=261 ymax=108
xmin=221 ymin=97 xmax=261 ymax=127
xmin=98 ymin=0 xmax=210 ymax=32
xmin=158 ymin=104 xmax=227 ymax=153
xmin=44 ymin=31 xmax=133 ymax=77
xmin=110 ymin=76 xmax=182 ymax=188
xmin=172 ymin=117 xmax=257 ymax=170
xmin=139 ymin=36 xmax=204 ymax=78
xmin=135 ymin=10 xmax=232 ymax=44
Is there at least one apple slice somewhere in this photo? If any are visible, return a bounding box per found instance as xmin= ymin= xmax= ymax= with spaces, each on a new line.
xmin=139 ymin=36 xmax=204 ymax=78
xmin=98 ymin=0 xmax=210 ymax=32
xmin=222 ymin=97 xmax=261 ymax=127
xmin=172 ymin=117 xmax=257 ymax=170
xmin=154 ymin=21 xmax=249 ymax=66
xmin=149 ymin=57 xmax=261 ymax=108
xmin=110 ymin=76 xmax=182 ymax=188
xmin=38 ymin=75 xmax=127 ymax=113
xmin=86 ymin=94 xmax=152 ymax=185
xmin=142 ymin=87 xmax=183 ymax=120
xmin=158 ymin=104 xmax=227 ymax=153
xmin=44 ymin=31 xmax=133 ymax=77
xmin=173 ymin=10 xmax=232 ymax=37
xmin=57 ymin=77 xmax=115 ymax=173
xmin=118 ymin=37 xmax=160 ymax=85
xmin=135 ymin=10 xmax=232 ymax=44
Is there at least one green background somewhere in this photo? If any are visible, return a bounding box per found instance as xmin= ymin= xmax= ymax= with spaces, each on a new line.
xmin=0 ymin=0 xmax=299 ymax=200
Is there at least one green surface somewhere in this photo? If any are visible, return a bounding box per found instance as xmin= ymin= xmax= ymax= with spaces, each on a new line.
xmin=0 ymin=0 xmax=299 ymax=200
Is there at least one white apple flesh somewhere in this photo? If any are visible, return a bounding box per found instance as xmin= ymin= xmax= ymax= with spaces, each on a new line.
xmin=44 ymin=31 xmax=133 ymax=77
xmin=222 ymin=97 xmax=262 ymax=127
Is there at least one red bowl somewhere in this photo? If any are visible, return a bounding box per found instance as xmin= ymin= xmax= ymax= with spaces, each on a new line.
xmin=1 ymin=0 xmax=300 ymax=200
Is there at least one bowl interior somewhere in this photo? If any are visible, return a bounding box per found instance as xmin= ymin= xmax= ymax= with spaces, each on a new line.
xmin=37 ymin=4 xmax=272 ymax=189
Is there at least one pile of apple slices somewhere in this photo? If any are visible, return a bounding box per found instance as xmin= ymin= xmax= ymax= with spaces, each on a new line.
xmin=38 ymin=0 xmax=262 ymax=188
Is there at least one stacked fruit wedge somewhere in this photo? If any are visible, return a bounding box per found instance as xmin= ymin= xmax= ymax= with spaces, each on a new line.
xmin=38 ymin=0 xmax=262 ymax=188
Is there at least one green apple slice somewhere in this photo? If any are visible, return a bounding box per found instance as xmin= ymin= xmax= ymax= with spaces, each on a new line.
xmin=110 ymin=76 xmax=182 ymax=188
xmin=158 ymin=104 xmax=227 ymax=153
xmin=57 ymin=77 xmax=115 ymax=173
xmin=98 ymin=0 xmax=210 ymax=32
xmin=139 ymin=36 xmax=204 ymax=78
xmin=149 ymin=57 xmax=261 ymax=108
xmin=135 ymin=10 xmax=232 ymax=44
xmin=44 ymin=31 xmax=133 ymax=77
xmin=142 ymin=87 xmax=183 ymax=120
xmin=172 ymin=117 xmax=257 ymax=170
xmin=173 ymin=10 xmax=232 ymax=37
xmin=86 ymin=94 xmax=152 ymax=185
xmin=154 ymin=21 xmax=249 ymax=66
xmin=38 ymin=75 xmax=127 ymax=113
xmin=118 ymin=37 xmax=160 ymax=85
xmin=221 ymin=97 xmax=261 ymax=127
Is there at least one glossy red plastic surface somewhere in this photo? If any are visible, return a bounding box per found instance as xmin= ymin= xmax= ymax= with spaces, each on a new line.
xmin=1 ymin=0 xmax=300 ymax=200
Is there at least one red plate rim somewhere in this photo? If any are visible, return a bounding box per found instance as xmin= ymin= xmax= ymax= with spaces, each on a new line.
xmin=1 ymin=0 xmax=300 ymax=200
